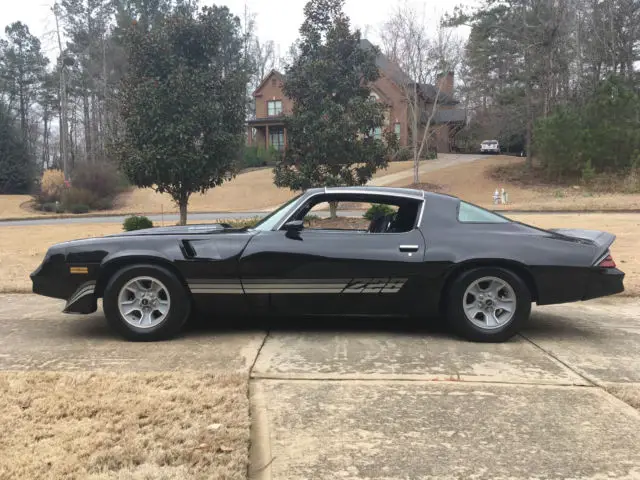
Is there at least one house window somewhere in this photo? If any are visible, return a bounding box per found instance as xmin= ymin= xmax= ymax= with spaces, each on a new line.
xmin=269 ymin=127 xmax=285 ymax=151
xmin=267 ymin=100 xmax=283 ymax=116
xmin=373 ymin=127 xmax=382 ymax=140
xmin=394 ymin=123 xmax=401 ymax=138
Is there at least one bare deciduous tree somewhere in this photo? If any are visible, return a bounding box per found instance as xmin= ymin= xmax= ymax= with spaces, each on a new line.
xmin=380 ymin=4 xmax=462 ymax=183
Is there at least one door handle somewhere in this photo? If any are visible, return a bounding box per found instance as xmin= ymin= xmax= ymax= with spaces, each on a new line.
xmin=399 ymin=245 xmax=420 ymax=253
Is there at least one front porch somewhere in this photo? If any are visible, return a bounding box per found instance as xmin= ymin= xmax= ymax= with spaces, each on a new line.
xmin=247 ymin=118 xmax=287 ymax=151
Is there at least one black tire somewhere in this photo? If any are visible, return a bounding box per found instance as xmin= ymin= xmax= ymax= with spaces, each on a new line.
xmin=103 ymin=264 xmax=191 ymax=341
xmin=446 ymin=267 xmax=531 ymax=342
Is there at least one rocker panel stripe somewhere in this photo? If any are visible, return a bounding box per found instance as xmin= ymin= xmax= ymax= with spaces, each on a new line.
xmin=186 ymin=278 xmax=407 ymax=294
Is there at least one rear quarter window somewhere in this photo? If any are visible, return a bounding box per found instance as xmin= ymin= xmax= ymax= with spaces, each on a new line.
xmin=458 ymin=201 xmax=511 ymax=223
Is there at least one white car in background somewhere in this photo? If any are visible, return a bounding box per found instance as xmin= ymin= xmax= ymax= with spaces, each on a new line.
xmin=480 ymin=140 xmax=500 ymax=154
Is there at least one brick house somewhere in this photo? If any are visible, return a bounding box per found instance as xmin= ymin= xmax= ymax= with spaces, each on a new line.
xmin=247 ymin=39 xmax=466 ymax=154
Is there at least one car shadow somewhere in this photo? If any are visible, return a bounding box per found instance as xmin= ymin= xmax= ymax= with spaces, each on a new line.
xmin=186 ymin=313 xmax=450 ymax=337
xmin=60 ymin=310 xmax=592 ymax=343
xmin=522 ymin=311 xmax=601 ymax=341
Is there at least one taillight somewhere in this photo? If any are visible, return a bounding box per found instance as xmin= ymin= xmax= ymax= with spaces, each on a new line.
xmin=598 ymin=254 xmax=616 ymax=268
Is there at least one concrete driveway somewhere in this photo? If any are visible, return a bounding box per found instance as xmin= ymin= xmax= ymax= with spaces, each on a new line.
xmin=1 ymin=294 xmax=639 ymax=479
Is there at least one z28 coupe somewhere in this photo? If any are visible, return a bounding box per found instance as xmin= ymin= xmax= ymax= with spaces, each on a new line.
xmin=31 ymin=186 xmax=625 ymax=342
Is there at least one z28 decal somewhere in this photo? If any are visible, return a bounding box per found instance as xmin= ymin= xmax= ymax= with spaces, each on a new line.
xmin=187 ymin=278 xmax=408 ymax=295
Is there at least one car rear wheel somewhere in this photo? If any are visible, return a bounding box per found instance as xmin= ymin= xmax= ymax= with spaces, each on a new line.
xmin=446 ymin=267 xmax=531 ymax=342
xmin=103 ymin=264 xmax=191 ymax=341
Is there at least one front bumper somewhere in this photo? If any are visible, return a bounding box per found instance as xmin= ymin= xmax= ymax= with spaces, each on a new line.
xmin=583 ymin=268 xmax=625 ymax=301
xmin=31 ymin=252 xmax=99 ymax=314
xmin=63 ymin=281 xmax=98 ymax=314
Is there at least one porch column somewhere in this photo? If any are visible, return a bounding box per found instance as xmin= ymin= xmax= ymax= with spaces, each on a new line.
xmin=247 ymin=126 xmax=253 ymax=146
xmin=284 ymin=127 xmax=288 ymax=149
xmin=265 ymin=125 xmax=269 ymax=149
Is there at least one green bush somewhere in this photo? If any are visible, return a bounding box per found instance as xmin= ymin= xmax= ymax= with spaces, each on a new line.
xmin=69 ymin=204 xmax=90 ymax=214
xmin=241 ymin=146 xmax=280 ymax=169
xmin=221 ymin=217 xmax=260 ymax=229
xmin=40 ymin=202 xmax=64 ymax=213
xmin=123 ymin=215 xmax=154 ymax=231
xmin=581 ymin=159 xmax=596 ymax=183
xmin=72 ymin=163 xmax=126 ymax=201
xmin=304 ymin=214 xmax=320 ymax=225
xmin=0 ymin=103 xmax=35 ymax=194
xmin=535 ymin=76 xmax=640 ymax=179
xmin=61 ymin=187 xmax=98 ymax=211
xmin=393 ymin=147 xmax=412 ymax=162
xmin=363 ymin=204 xmax=396 ymax=221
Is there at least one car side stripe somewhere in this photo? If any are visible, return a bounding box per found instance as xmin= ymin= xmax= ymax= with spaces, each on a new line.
xmin=186 ymin=279 xmax=407 ymax=294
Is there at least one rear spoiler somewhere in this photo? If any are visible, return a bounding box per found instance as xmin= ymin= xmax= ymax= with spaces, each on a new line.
xmin=548 ymin=228 xmax=616 ymax=264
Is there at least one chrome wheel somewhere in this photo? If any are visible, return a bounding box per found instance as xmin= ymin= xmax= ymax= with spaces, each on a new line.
xmin=463 ymin=276 xmax=516 ymax=330
xmin=117 ymin=276 xmax=171 ymax=329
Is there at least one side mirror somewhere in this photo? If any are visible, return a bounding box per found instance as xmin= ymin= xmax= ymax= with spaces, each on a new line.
xmin=283 ymin=220 xmax=304 ymax=233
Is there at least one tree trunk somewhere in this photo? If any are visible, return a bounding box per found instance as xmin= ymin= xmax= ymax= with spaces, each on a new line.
xmin=42 ymin=111 xmax=49 ymax=169
xmin=412 ymin=83 xmax=419 ymax=184
xmin=83 ymin=88 xmax=92 ymax=163
xmin=91 ymin=93 xmax=99 ymax=162
xmin=329 ymin=201 xmax=338 ymax=219
xmin=177 ymin=192 xmax=190 ymax=225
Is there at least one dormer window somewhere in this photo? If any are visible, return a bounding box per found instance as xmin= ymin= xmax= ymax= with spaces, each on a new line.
xmin=268 ymin=100 xmax=283 ymax=116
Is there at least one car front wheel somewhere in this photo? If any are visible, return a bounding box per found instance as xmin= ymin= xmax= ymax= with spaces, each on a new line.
xmin=446 ymin=267 xmax=531 ymax=342
xmin=103 ymin=264 xmax=191 ymax=341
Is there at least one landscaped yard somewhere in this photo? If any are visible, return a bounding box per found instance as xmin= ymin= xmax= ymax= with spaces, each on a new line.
xmin=393 ymin=155 xmax=640 ymax=211
xmin=4 ymin=156 xmax=640 ymax=220
xmin=0 ymin=212 xmax=637 ymax=296
xmin=0 ymin=160 xmax=422 ymax=220
xmin=0 ymin=371 xmax=249 ymax=479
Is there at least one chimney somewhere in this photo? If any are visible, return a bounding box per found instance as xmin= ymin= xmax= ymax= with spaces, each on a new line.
xmin=437 ymin=71 xmax=454 ymax=95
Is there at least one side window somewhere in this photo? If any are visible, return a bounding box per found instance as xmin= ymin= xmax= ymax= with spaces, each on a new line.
xmin=304 ymin=201 xmax=371 ymax=231
xmin=290 ymin=198 xmax=420 ymax=233
xmin=458 ymin=201 xmax=511 ymax=223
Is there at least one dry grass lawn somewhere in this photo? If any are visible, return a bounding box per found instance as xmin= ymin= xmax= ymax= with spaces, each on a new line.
xmin=0 ymin=223 xmax=122 ymax=293
xmin=0 ymin=161 xmax=419 ymax=220
xmin=0 ymin=371 xmax=249 ymax=480
xmin=0 ymin=195 xmax=40 ymax=219
xmin=392 ymin=155 xmax=640 ymax=211
xmin=0 ymin=213 xmax=637 ymax=296
xmin=606 ymin=384 xmax=640 ymax=411
xmin=109 ymin=161 xmax=417 ymax=215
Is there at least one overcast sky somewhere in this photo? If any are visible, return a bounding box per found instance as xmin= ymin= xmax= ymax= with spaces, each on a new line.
xmin=3 ymin=0 xmax=475 ymax=62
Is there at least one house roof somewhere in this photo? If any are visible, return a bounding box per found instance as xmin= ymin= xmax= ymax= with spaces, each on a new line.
xmin=252 ymin=42 xmax=462 ymax=109
xmin=434 ymin=109 xmax=467 ymax=124
xmin=252 ymin=70 xmax=285 ymax=97
xmin=358 ymin=39 xmax=459 ymax=105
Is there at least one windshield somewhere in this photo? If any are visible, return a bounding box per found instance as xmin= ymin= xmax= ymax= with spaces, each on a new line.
xmin=252 ymin=194 xmax=303 ymax=231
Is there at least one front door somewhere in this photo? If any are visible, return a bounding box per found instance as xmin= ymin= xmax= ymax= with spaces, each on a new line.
xmin=238 ymin=227 xmax=427 ymax=315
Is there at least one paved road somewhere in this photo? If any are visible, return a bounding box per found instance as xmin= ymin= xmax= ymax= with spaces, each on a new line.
xmin=1 ymin=294 xmax=639 ymax=479
xmin=369 ymin=152 xmax=487 ymax=187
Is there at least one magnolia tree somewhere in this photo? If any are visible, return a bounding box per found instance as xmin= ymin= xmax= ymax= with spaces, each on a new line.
xmin=380 ymin=5 xmax=462 ymax=183
xmin=274 ymin=0 xmax=397 ymax=217
xmin=116 ymin=6 xmax=248 ymax=225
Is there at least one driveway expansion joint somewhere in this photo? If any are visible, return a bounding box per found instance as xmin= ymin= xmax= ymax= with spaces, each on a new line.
xmin=519 ymin=333 xmax=598 ymax=387
xmin=249 ymin=372 xmax=594 ymax=388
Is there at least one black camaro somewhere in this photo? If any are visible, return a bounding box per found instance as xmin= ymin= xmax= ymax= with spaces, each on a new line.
xmin=31 ymin=186 xmax=625 ymax=342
